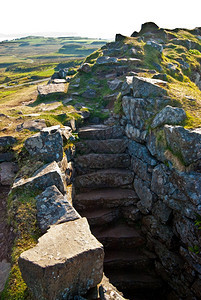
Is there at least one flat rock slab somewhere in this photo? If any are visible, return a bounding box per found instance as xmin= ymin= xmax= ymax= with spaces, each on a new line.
xmin=76 ymin=138 xmax=128 ymax=154
xmin=75 ymin=169 xmax=134 ymax=190
xmin=133 ymin=76 xmax=167 ymax=98
xmin=19 ymin=218 xmax=104 ymax=300
xmin=37 ymin=83 xmax=66 ymax=96
xmin=36 ymin=185 xmax=80 ymax=233
xmin=78 ymin=125 xmax=124 ymax=140
xmin=12 ymin=161 xmax=65 ymax=194
xmin=16 ymin=119 xmax=46 ymax=132
xmin=74 ymin=188 xmax=138 ymax=210
xmin=75 ymin=153 xmax=130 ymax=170
xmin=0 ymin=259 xmax=11 ymax=292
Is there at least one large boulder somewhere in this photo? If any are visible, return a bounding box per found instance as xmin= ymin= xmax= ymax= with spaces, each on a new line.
xmin=96 ymin=56 xmax=118 ymax=65
xmin=12 ymin=161 xmax=65 ymax=194
xmin=164 ymin=126 xmax=201 ymax=166
xmin=151 ymin=106 xmax=187 ymax=129
xmin=36 ymin=185 xmax=80 ymax=233
xmin=19 ymin=218 xmax=104 ymax=300
xmin=24 ymin=125 xmax=71 ymax=163
xmin=132 ymin=76 xmax=167 ymax=98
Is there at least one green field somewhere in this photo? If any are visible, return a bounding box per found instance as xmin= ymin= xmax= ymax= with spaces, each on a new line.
xmin=0 ymin=36 xmax=108 ymax=87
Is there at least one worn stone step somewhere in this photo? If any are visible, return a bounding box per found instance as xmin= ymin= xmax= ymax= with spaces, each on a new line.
xmin=76 ymin=138 xmax=128 ymax=154
xmin=74 ymin=169 xmax=134 ymax=190
xmin=92 ymin=223 xmax=145 ymax=249
xmin=79 ymin=208 xmax=120 ymax=226
xmin=73 ymin=188 xmax=138 ymax=210
xmin=104 ymin=249 xmax=155 ymax=270
xmin=105 ymin=269 xmax=163 ymax=292
xmin=75 ymin=153 xmax=130 ymax=171
xmin=78 ymin=125 xmax=124 ymax=140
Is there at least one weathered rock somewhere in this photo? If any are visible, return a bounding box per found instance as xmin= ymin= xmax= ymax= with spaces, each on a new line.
xmin=122 ymin=96 xmax=155 ymax=130
xmin=151 ymin=105 xmax=187 ymax=129
xmin=164 ymin=125 xmax=201 ymax=165
xmin=78 ymin=125 xmax=124 ymax=140
xmin=76 ymin=138 xmax=128 ymax=154
xmin=132 ymin=76 xmax=167 ymax=98
xmin=19 ymin=218 xmax=104 ymax=300
xmin=128 ymin=140 xmax=157 ymax=166
xmin=12 ymin=161 xmax=65 ymax=194
xmin=108 ymin=79 xmax=122 ymax=91
xmin=37 ymin=83 xmax=66 ymax=96
xmin=131 ymin=156 xmax=152 ymax=182
xmin=147 ymin=129 xmax=167 ymax=163
xmin=96 ymin=56 xmax=118 ymax=65
xmin=152 ymin=201 xmax=172 ymax=224
xmin=75 ymin=153 xmax=130 ymax=170
xmin=125 ymin=123 xmax=147 ymax=143
xmin=0 ymin=162 xmax=18 ymax=185
xmin=121 ymin=76 xmax=133 ymax=96
xmin=78 ymin=63 xmax=91 ymax=73
xmin=24 ymin=126 xmax=63 ymax=162
xmin=174 ymin=216 xmax=199 ymax=248
xmin=36 ymin=185 xmax=80 ymax=233
xmin=134 ymin=177 xmax=153 ymax=212
xmin=0 ymin=152 xmax=15 ymax=162
xmin=170 ymin=170 xmax=201 ymax=206
xmin=82 ymin=88 xmax=96 ymax=98
xmin=151 ymin=164 xmax=175 ymax=197
xmin=146 ymin=40 xmax=163 ymax=53
xmin=52 ymin=79 xmax=67 ymax=84
xmin=16 ymin=119 xmax=46 ymax=132
xmin=142 ymin=216 xmax=174 ymax=246
xmin=75 ymin=169 xmax=134 ymax=190
xmin=0 ymin=136 xmax=17 ymax=151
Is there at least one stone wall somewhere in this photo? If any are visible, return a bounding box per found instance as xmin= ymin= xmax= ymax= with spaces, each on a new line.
xmin=121 ymin=75 xmax=201 ymax=299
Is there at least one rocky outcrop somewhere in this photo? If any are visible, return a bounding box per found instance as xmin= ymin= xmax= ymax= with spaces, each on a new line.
xmin=12 ymin=161 xmax=65 ymax=194
xmin=36 ymin=185 xmax=80 ymax=233
xmin=24 ymin=125 xmax=72 ymax=163
xmin=151 ymin=105 xmax=187 ymax=128
xmin=19 ymin=218 xmax=104 ymax=300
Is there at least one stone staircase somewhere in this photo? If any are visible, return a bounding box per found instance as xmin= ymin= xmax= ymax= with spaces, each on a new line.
xmin=73 ymin=124 xmax=165 ymax=299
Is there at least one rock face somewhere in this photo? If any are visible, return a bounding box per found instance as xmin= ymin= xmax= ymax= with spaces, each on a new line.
xmin=132 ymin=76 xmax=167 ymax=98
xmin=24 ymin=126 xmax=70 ymax=162
xmin=19 ymin=218 xmax=104 ymax=300
xmin=12 ymin=161 xmax=65 ymax=194
xmin=0 ymin=136 xmax=17 ymax=151
xmin=164 ymin=125 xmax=201 ymax=165
xmin=151 ymin=105 xmax=187 ymax=128
xmin=36 ymin=185 xmax=80 ymax=233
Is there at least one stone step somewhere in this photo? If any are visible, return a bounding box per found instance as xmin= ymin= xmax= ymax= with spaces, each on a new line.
xmin=78 ymin=125 xmax=124 ymax=140
xmin=74 ymin=169 xmax=134 ymax=190
xmin=73 ymin=188 xmax=138 ymax=210
xmin=76 ymin=138 xmax=128 ymax=154
xmin=79 ymin=207 xmax=120 ymax=227
xmin=104 ymin=249 xmax=154 ymax=270
xmin=105 ymin=269 xmax=163 ymax=292
xmin=92 ymin=223 xmax=145 ymax=249
xmin=75 ymin=153 xmax=130 ymax=171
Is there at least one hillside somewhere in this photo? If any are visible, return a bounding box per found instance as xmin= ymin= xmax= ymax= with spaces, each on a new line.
xmin=0 ymin=23 xmax=201 ymax=300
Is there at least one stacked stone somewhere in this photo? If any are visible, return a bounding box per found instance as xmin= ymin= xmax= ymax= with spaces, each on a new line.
xmin=11 ymin=125 xmax=104 ymax=300
xmin=121 ymin=76 xmax=201 ymax=299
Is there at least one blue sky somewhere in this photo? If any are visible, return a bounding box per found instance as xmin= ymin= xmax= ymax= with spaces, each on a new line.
xmin=1 ymin=0 xmax=201 ymax=39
